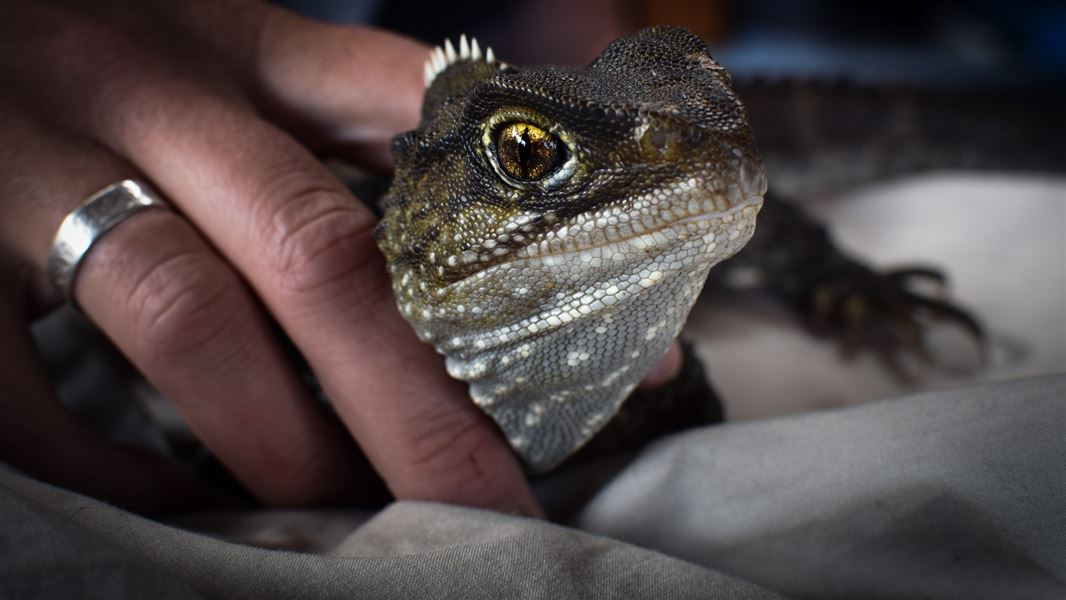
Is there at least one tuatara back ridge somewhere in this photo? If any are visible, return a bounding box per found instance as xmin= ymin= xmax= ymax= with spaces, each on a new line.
xmin=375 ymin=26 xmax=766 ymax=471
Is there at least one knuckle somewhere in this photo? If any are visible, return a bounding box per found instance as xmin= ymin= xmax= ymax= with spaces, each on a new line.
xmin=253 ymin=449 xmax=346 ymax=507
xmin=259 ymin=175 xmax=379 ymax=299
xmin=402 ymin=413 xmax=501 ymax=487
xmin=127 ymin=249 xmax=245 ymax=358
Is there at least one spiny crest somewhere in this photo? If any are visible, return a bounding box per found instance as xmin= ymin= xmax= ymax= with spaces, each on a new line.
xmin=424 ymin=34 xmax=506 ymax=88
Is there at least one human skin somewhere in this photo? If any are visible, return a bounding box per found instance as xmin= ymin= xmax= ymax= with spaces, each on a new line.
xmin=0 ymin=0 xmax=679 ymax=515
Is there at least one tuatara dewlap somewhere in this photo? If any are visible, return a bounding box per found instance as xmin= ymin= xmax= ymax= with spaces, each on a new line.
xmin=375 ymin=27 xmax=765 ymax=471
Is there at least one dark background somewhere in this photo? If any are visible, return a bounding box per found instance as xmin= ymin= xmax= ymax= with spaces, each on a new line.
xmin=278 ymin=0 xmax=1066 ymax=85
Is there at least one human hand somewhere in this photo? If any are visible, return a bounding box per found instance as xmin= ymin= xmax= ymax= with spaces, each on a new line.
xmin=0 ymin=0 xmax=546 ymax=514
xmin=0 ymin=0 xmax=681 ymax=515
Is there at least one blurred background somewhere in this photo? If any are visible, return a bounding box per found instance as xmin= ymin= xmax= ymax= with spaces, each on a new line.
xmin=281 ymin=0 xmax=1066 ymax=84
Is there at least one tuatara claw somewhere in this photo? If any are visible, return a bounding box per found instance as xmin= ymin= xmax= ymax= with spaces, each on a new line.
xmin=901 ymin=292 xmax=987 ymax=357
xmin=885 ymin=267 xmax=948 ymax=294
xmin=802 ymin=260 xmax=986 ymax=376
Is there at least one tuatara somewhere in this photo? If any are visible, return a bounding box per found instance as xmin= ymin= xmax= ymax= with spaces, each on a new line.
xmin=375 ymin=27 xmax=765 ymax=471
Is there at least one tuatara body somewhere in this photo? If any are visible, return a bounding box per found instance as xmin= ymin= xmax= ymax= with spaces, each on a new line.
xmin=375 ymin=27 xmax=765 ymax=470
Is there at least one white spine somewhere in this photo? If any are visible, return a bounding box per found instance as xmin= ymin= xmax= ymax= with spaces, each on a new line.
xmin=459 ymin=34 xmax=470 ymax=59
xmin=424 ymin=36 xmax=498 ymax=88
xmin=444 ymin=38 xmax=457 ymax=63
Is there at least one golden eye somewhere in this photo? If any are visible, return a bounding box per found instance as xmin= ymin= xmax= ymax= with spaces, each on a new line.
xmin=495 ymin=123 xmax=562 ymax=181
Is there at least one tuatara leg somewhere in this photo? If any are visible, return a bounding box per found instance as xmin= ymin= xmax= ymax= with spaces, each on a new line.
xmin=712 ymin=193 xmax=986 ymax=374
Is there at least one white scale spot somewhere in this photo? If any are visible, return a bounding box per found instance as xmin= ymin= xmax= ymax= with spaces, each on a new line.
xmin=639 ymin=270 xmax=665 ymax=288
xmin=601 ymin=364 xmax=631 ymax=387
xmin=566 ymin=351 xmax=591 ymax=366
xmin=471 ymin=390 xmax=495 ymax=407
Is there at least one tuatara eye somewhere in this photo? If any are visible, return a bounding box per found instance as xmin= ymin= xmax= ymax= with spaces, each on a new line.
xmin=495 ymin=123 xmax=562 ymax=181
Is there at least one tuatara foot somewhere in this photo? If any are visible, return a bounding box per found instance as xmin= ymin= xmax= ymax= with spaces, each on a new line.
xmin=717 ymin=193 xmax=985 ymax=376
xmin=802 ymin=261 xmax=986 ymax=378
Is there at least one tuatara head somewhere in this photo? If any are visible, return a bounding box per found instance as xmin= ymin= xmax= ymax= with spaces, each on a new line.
xmin=376 ymin=26 xmax=766 ymax=471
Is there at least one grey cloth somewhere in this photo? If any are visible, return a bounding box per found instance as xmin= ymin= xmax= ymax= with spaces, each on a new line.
xmin=578 ymin=374 xmax=1066 ymax=598
xmin=2 ymin=375 xmax=1064 ymax=599
xmin=0 ymin=469 xmax=777 ymax=599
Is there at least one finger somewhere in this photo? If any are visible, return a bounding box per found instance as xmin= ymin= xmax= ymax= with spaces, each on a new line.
xmin=150 ymin=2 xmax=427 ymax=170
xmin=60 ymin=41 xmax=540 ymax=515
xmin=1 ymin=110 xmax=368 ymax=506
xmin=238 ymin=8 xmax=430 ymax=170
xmin=176 ymin=110 xmax=537 ymax=513
xmin=637 ymin=341 xmax=684 ymax=390
xmin=78 ymin=210 xmax=373 ymax=506
xmin=0 ymin=273 xmax=215 ymax=513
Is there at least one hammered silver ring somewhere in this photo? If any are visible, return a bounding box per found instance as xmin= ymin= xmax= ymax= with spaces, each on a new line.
xmin=46 ymin=179 xmax=171 ymax=300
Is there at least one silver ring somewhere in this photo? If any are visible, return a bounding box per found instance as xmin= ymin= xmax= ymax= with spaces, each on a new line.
xmin=47 ymin=179 xmax=170 ymax=300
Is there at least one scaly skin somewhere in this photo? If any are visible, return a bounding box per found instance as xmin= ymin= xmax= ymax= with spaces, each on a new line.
xmin=375 ymin=27 xmax=766 ymax=471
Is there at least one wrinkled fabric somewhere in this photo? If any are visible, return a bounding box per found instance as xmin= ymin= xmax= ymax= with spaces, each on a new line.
xmin=2 ymin=375 xmax=1064 ymax=599
xmin=578 ymin=375 xmax=1066 ymax=598
xmin=0 ymin=467 xmax=778 ymax=599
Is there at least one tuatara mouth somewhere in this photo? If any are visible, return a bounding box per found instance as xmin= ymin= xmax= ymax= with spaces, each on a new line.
xmin=447 ymin=186 xmax=767 ymax=279
xmin=505 ymin=195 xmax=763 ymax=265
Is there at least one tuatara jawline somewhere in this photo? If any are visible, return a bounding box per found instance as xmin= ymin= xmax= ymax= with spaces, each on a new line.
xmin=375 ymin=27 xmax=766 ymax=471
